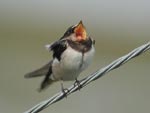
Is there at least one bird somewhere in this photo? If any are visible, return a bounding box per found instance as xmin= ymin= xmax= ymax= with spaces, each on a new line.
xmin=24 ymin=21 xmax=95 ymax=92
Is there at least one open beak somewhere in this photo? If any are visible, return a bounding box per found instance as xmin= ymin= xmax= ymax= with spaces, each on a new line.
xmin=74 ymin=21 xmax=87 ymax=41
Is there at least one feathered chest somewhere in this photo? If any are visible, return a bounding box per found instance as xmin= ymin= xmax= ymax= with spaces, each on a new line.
xmin=51 ymin=44 xmax=95 ymax=81
xmin=52 ymin=38 xmax=94 ymax=61
xmin=51 ymin=38 xmax=95 ymax=81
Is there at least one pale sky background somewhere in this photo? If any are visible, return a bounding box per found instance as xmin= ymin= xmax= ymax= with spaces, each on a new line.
xmin=0 ymin=0 xmax=150 ymax=113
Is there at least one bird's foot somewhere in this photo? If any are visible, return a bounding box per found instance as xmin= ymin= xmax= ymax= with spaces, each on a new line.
xmin=74 ymin=78 xmax=82 ymax=91
xmin=61 ymin=83 xmax=69 ymax=98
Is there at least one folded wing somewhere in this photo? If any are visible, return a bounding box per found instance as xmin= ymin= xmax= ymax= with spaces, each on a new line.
xmin=24 ymin=61 xmax=52 ymax=78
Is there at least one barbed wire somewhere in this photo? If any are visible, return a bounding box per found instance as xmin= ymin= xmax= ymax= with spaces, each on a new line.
xmin=24 ymin=42 xmax=150 ymax=113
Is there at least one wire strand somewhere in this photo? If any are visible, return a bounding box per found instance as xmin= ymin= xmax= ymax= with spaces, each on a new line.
xmin=24 ymin=42 xmax=150 ymax=113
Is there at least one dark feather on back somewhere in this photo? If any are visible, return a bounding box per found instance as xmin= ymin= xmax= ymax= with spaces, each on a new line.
xmin=51 ymin=40 xmax=67 ymax=61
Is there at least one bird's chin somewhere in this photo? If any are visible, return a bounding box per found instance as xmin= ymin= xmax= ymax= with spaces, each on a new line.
xmin=76 ymin=36 xmax=83 ymax=41
xmin=76 ymin=37 xmax=88 ymax=42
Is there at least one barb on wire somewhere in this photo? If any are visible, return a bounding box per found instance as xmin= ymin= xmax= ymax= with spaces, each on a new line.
xmin=24 ymin=42 xmax=150 ymax=113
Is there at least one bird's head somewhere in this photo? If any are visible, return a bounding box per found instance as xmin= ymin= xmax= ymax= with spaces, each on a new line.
xmin=63 ymin=21 xmax=88 ymax=42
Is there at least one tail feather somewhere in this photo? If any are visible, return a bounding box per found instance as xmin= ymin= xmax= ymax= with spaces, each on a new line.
xmin=38 ymin=79 xmax=54 ymax=92
xmin=24 ymin=61 xmax=52 ymax=78
xmin=38 ymin=66 xmax=55 ymax=92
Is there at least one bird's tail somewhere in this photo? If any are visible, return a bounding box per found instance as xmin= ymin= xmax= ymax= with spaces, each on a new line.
xmin=38 ymin=78 xmax=55 ymax=92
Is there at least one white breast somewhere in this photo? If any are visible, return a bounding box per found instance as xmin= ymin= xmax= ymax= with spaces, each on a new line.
xmin=51 ymin=46 xmax=95 ymax=81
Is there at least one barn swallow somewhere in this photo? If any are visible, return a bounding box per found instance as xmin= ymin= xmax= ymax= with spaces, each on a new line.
xmin=25 ymin=21 xmax=95 ymax=91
